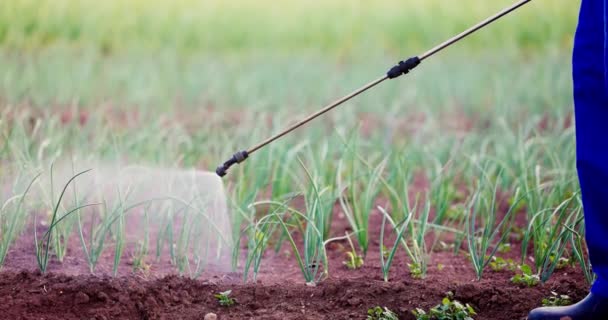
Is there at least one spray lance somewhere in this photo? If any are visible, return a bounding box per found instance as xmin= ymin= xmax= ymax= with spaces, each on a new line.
xmin=216 ymin=0 xmax=532 ymax=177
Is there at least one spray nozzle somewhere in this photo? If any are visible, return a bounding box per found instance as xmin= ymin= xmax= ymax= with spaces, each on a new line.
xmin=216 ymin=150 xmax=249 ymax=177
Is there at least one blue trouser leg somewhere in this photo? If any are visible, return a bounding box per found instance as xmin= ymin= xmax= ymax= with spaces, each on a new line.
xmin=573 ymin=0 xmax=608 ymax=297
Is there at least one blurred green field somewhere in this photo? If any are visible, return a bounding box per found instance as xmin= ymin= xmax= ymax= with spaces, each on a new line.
xmin=0 ymin=0 xmax=578 ymax=108
xmin=2 ymin=0 xmax=576 ymax=55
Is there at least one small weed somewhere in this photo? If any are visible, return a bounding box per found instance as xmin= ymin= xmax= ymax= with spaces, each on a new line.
xmin=214 ymin=290 xmax=236 ymax=307
xmin=131 ymin=255 xmax=151 ymax=276
xmin=344 ymin=251 xmax=364 ymax=269
xmin=542 ymin=292 xmax=571 ymax=307
xmin=511 ymin=264 xmax=540 ymax=287
xmin=510 ymin=226 xmax=525 ymax=242
xmin=497 ymin=243 xmax=511 ymax=253
xmin=381 ymin=245 xmax=390 ymax=259
xmin=445 ymin=203 xmax=466 ymax=220
xmin=437 ymin=263 xmax=445 ymax=271
xmin=557 ymin=257 xmax=572 ymax=270
xmin=438 ymin=241 xmax=455 ymax=252
xmin=412 ymin=292 xmax=476 ymax=320
xmin=463 ymin=252 xmax=491 ymax=263
xmin=489 ymin=256 xmax=517 ymax=272
xmin=343 ymin=233 xmax=364 ymax=270
xmin=132 ymin=210 xmax=150 ymax=274
xmin=507 ymin=196 xmax=527 ymax=213
xmin=367 ymin=306 xmax=399 ymax=320
xmin=408 ymin=263 xmax=423 ymax=279
xmin=551 ymin=256 xmax=574 ymax=270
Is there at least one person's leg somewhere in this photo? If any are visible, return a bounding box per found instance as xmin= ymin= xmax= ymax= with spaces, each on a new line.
xmin=528 ymin=1 xmax=608 ymax=318
xmin=573 ymin=0 xmax=608 ymax=297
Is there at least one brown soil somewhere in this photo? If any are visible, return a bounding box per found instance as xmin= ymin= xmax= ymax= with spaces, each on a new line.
xmin=0 ymin=202 xmax=590 ymax=320
xmin=0 ymin=268 xmax=586 ymax=320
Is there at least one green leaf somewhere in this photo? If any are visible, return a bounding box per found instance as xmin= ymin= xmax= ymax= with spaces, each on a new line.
xmin=466 ymin=304 xmax=476 ymax=314
xmin=414 ymin=308 xmax=426 ymax=315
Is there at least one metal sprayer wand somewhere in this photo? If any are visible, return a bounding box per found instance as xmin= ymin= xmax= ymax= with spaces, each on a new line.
xmin=216 ymin=0 xmax=532 ymax=177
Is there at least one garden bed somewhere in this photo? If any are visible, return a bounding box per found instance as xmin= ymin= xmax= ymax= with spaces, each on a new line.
xmin=0 ymin=205 xmax=589 ymax=320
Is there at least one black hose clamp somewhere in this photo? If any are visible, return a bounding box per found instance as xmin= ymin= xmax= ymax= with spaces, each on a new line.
xmin=387 ymin=56 xmax=421 ymax=79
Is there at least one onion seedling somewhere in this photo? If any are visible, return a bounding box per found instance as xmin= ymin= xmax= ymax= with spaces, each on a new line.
xmin=567 ymin=205 xmax=595 ymax=285
xmin=241 ymin=203 xmax=283 ymax=282
xmin=337 ymin=138 xmax=387 ymax=258
xmin=465 ymin=162 xmax=523 ymax=280
xmin=0 ymin=172 xmax=40 ymax=267
xmin=524 ymin=192 xmax=582 ymax=282
xmin=248 ymin=159 xmax=352 ymax=285
xmin=248 ymin=159 xmax=334 ymax=284
xmin=378 ymin=206 xmax=412 ymax=281
xmin=45 ymin=164 xmax=75 ymax=263
xmin=35 ymin=168 xmax=99 ymax=273
xmin=229 ymin=186 xmax=259 ymax=271
xmin=248 ymin=200 xmax=327 ymax=284
xmin=407 ymin=199 xmax=432 ymax=279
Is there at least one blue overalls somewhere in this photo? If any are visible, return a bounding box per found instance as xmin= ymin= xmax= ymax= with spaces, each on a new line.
xmin=573 ymin=0 xmax=608 ymax=297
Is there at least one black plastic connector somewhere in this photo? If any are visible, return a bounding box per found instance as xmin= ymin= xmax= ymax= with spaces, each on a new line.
xmin=216 ymin=150 xmax=249 ymax=177
xmin=386 ymin=56 xmax=421 ymax=79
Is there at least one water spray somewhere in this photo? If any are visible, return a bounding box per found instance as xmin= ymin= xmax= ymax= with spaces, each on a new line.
xmin=216 ymin=0 xmax=532 ymax=177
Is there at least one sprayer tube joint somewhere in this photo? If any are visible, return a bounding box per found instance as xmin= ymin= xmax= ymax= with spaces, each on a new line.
xmin=386 ymin=56 xmax=421 ymax=79
xmin=216 ymin=150 xmax=249 ymax=177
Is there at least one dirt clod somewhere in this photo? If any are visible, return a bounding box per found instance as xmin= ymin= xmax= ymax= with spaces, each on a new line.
xmin=204 ymin=313 xmax=217 ymax=320
xmin=347 ymin=297 xmax=362 ymax=306
xmin=75 ymin=292 xmax=90 ymax=304
xmin=97 ymin=291 xmax=109 ymax=302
